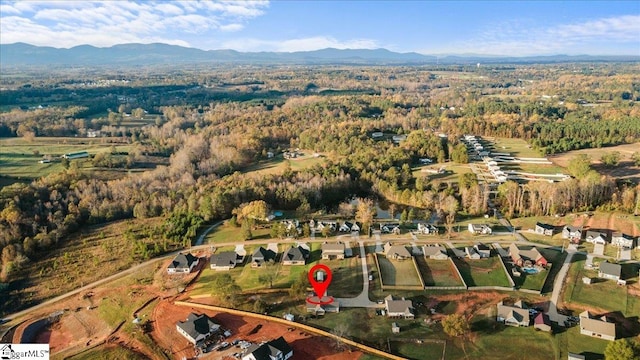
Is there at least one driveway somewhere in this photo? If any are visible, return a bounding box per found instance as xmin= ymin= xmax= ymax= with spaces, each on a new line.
xmin=547 ymin=244 xmax=578 ymax=324
xmin=335 ymin=241 xmax=381 ymax=308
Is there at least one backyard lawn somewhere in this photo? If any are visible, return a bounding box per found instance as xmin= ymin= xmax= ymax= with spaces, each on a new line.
xmin=376 ymin=254 xmax=423 ymax=288
xmin=451 ymin=256 xmax=511 ymax=287
xmin=204 ymin=222 xmax=272 ymax=243
xmin=416 ymin=257 xmax=464 ymax=287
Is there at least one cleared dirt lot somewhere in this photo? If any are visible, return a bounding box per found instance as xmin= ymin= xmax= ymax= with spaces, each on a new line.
xmin=549 ymin=143 xmax=640 ymax=182
xmin=151 ymin=300 xmax=364 ymax=360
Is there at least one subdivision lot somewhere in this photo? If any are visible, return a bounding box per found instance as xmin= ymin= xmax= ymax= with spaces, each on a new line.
xmin=549 ymin=142 xmax=640 ymax=182
xmin=375 ymin=254 xmax=422 ymax=287
xmin=563 ymin=257 xmax=640 ymax=318
xmin=415 ymin=257 xmax=464 ymax=287
xmin=451 ymin=256 xmax=511 ymax=287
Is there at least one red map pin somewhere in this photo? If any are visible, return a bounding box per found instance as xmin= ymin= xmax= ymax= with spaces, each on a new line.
xmin=308 ymin=264 xmax=332 ymax=298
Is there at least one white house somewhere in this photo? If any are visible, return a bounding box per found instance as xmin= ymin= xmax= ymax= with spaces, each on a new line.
xmin=417 ymin=223 xmax=438 ymax=235
xmin=167 ymin=253 xmax=199 ymax=274
xmin=611 ymin=232 xmax=635 ymax=249
xmin=579 ymin=311 xmax=616 ymax=341
xmin=585 ymin=231 xmax=608 ymax=245
xmin=384 ymin=295 xmax=414 ymax=319
xmin=496 ymin=301 xmax=530 ymax=327
xmin=176 ymin=313 xmax=220 ymax=345
xmin=468 ymin=223 xmax=492 ymax=235
xmin=243 ymin=336 xmax=293 ymax=360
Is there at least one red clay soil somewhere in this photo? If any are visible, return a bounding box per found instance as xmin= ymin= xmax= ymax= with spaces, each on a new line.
xmin=150 ymin=300 xmax=363 ymax=360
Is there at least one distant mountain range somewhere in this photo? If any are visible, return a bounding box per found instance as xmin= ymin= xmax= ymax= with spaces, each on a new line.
xmin=1 ymin=42 xmax=638 ymax=67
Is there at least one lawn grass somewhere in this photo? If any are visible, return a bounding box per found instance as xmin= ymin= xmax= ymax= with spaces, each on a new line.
xmin=490 ymin=137 xmax=543 ymax=158
xmin=563 ymin=257 xmax=640 ymax=317
xmin=242 ymin=151 xmax=326 ymax=176
xmin=451 ymin=256 xmax=511 ymax=287
xmin=376 ymin=254 xmax=423 ymax=287
xmin=555 ymin=325 xmax=609 ymax=360
xmin=389 ymin=340 xmax=445 ymax=360
xmin=204 ymin=222 xmax=272 ymax=243
xmin=417 ymin=257 xmax=464 ymax=287
xmin=412 ymin=163 xmax=473 ymax=184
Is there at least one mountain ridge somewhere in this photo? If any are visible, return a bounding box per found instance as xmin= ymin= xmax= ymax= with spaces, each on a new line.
xmin=1 ymin=42 xmax=638 ymax=66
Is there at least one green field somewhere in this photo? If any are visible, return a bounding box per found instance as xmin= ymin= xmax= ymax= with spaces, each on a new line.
xmin=242 ymin=151 xmax=326 ymax=176
xmin=0 ymin=137 xmax=132 ymax=179
xmin=376 ymin=254 xmax=423 ymax=287
xmin=416 ymin=257 xmax=464 ymax=287
xmin=412 ymin=163 xmax=473 ymax=183
xmin=555 ymin=325 xmax=609 ymax=360
xmin=490 ymin=137 xmax=543 ymax=158
xmin=451 ymin=256 xmax=511 ymax=287
xmin=204 ymin=222 xmax=272 ymax=243
xmin=564 ymin=257 xmax=640 ymax=317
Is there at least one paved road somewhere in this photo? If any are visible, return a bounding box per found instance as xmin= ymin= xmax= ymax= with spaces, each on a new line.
xmin=547 ymin=244 xmax=578 ymax=324
xmin=335 ymin=241 xmax=381 ymax=308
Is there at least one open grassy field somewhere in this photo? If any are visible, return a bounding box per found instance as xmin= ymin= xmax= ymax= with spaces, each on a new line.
xmin=563 ymin=257 xmax=640 ymax=317
xmin=0 ymin=137 xmax=132 ymax=179
xmin=489 ymin=137 xmax=543 ymax=158
xmin=242 ymin=150 xmax=326 ymax=177
xmin=451 ymin=256 xmax=511 ymax=287
xmin=376 ymin=254 xmax=423 ymax=287
xmin=549 ymin=142 xmax=640 ymax=183
xmin=416 ymin=257 xmax=464 ymax=287
xmin=555 ymin=325 xmax=609 ymax=360
xmin=412 ymin=163 xmax=473 ymax=183
xmin=3 ymin=218 xmax=177 ymax=314
xmin=388 ymin=340 xmax=445 ymax=360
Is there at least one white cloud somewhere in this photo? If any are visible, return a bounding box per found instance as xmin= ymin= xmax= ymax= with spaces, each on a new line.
xmin=429 ymin=15 xmax=640 ymax=56
xmin=0 ymin=0 xmax=269 ymax=48
xmin=221 ymin=36 xmax=380 ymax=52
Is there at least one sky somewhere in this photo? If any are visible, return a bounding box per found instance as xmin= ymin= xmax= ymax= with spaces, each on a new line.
xmin=1 ymin=1 xmax=639 ymax=56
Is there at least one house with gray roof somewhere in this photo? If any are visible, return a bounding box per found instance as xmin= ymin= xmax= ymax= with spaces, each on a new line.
xmin=384 ymin=243 xmax=412 ymax=260
xmin=468 ymin=223 xmax=492 ymax=235
xmin=322 ymin=242 xmax=345 ymax=260
xmin=585 ymin=230 xmax=608 ymax=245
xmin=611 ymin=232 xmax=635 ymax=249
xmin=384 ymin=295 xmax=414 ymax=319
xmin=252 ymin=247 xmax=277 ymax=268
xmin=167 ymin=253 xmax=199 ymax=274
xmin=282 ymin=246 xmax=308 ymax=266
xmin=579 ymin=311 xmax=616 ymax=341
xmin=562 ymin=225 xmax=582 ymax=242
xmin=496 ymin=300 xmax=530 ymax=327
xmin=598 ymin=262 xmax=622 ymax=282
xmin=243 ymin=336 xmax=293 ymax=360
xmin=210 ymin=251 xmax=242 ymax=270
xmin=176 ymin=313 xmax=220 ymax=345
xmin=423 ymin=245 xmax=448 ymax=260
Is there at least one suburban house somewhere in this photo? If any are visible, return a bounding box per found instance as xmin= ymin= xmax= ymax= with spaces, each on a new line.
xmin=176 ymin=313 xmax=220 ymax=345
xmin=339 ymin=221 xmax=359 ymax=233
xmin=598 ymin=262 xmax=622 ymax=282
xmin=282 ymin=246 xmax=309 ymax=266
xmin=380 ymin=223 xmax=401 ymax=234
xmin=322 ymin=242 xmax=345 ymax=260
xmin=496 ymin=300 xmax=530 ymax=327
xmin=417 ymin=223 xmax=438 ymax=235
xmin=306 ymin=298 xmax=340 ymax=315
xmin=384 ymin=295 xmax=414 ymax=319
xmin=310 ymin=220 xmax=337 ymax=233
xmin=210 ymin=251 xmax=242 ymax=270
xmin=252 ymin=247 xmax=277 ymax=268
xmin=474 ymin=243 xmax=491 ymax=258
xmin=167 ymin=253 xmax=199 ymax=274
xmin=579 ymin=311 xmax=616 ymax=341
xmin=509 ymin=243 xmax=548 ymax=267
xmin=568 ymin=354 xmax=586 ymax=360
xmin=533 ymin=313 xmax=552 ymax=332
xmin=585 ymin=230 xmax=609 ymax=245
xmin=493 ymin=243 xmax=509 ymax=258
xmin=562 ymin=225 xmax=583 ymax=243
xmin=384 ymin=243 xmax=412 ymax=260
xmin=535 ymin=223 xmax=555 ymax=236
xmin=242 ymin=336 xmax=293 ymax=360
xmin=468 ymin=223 xmax=492 ymax=235
xmin=611 ymin=232 xmax=635 ymax=249
xmin=423 ymin=245 xmax=448 ymax=260
xmin=465 ymin=246 xmax=481 ymax=260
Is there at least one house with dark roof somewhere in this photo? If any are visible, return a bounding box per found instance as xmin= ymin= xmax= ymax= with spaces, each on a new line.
xmin=562 ymin=225 xmax=582 ymax=242
xmin=384 ymin=243 xmax=412 ymax=260
xmin=384 ymin=295 xmax=414 ymax=319
xmin=535 ymin=223 xmax=555 ymax=236
xmin=496 ymin=300 xmax=530 ymax=327
xmin=468 ymin=223 xmax=492 ymax=235
xmin=611 ymin=232 xmax=635 ymax=249
xmin=465 ymin=246 xmax=481 ymax=260
xmin=474 ymin=243 xmax=491 ymax=258
xmin=242 ymin=336 xmax=293 ymax=360
xmin=176 ymin=313 xmax=220 ymax=345
xmin=509 ymin=243 xmax=548 ymax=267
xmin=210 ymin=251 xmax=242 ymax=270
xmin=598 ymin=262 xmax=622 ymax=282
xmin=579 ymin=311 xmax=616 ymax=341
xmin=417 ymin=223 xmax=438 ymax=235
xmin=380 ymin=223 xmax=401 ymax=234
xmin=585 ymin=231 xmax=608 ymax=245
xmin=534 ymin=313 xmax=552 ymax=332
xmin=282 ymin=246 xmax=308 ymax=266
xmin=252 ymin=247 xmax=277 ymax=268
xmin=167 ymin=253 xmax=199 ymax=274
